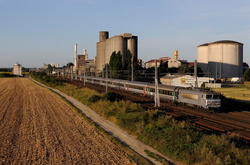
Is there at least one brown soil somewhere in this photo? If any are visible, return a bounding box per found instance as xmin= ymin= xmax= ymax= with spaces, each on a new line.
xmin=0 ymin=78 xmax=134 ymax=165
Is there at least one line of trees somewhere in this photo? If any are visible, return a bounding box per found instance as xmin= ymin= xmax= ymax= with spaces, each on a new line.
xmin=104 ymin=51 xmax=203 ymax=82
xmin=0 ymin=67 xmax=30 ymax=72
xmin=105 ymin=50 xmax=142 ymax=80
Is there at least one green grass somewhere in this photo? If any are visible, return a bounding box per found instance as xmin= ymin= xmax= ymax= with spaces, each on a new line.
xmin=213 ymin=81 xmax=250 ymax=101
xmin=212 ymin=81 xmax=250 ymax=111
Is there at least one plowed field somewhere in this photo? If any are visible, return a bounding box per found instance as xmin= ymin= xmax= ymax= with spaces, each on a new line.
xmin=0 ymin=78 xmax=134 ymax=164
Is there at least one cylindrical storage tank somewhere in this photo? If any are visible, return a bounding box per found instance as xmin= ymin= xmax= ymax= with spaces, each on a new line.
xmin=174 ymin=50 xmax=178 ymax=60
xmin=96 ymin=42 xmax=106 ymax=71
xmin=208 ymin=41 xmax=243 ymax=78
xmin=127 ymin=36 xmax=138 ymax=59
xmin=197 ymin=44 xmax=209 ymax=76
xmin=99 ymin=31 xmax=109 ymax=42
xmin=105 ymin=36 xmax=125 ymax=65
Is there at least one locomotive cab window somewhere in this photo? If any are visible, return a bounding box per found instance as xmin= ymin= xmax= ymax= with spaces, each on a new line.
xmin=213 ymin=95 xmax=220 ymax=99
xmin=206 ymin=95 xmax=212 ymax=98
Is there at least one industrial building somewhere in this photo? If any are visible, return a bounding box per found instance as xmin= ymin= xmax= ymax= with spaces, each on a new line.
xmin=44 ymin=63 xmax=59 ymax=69
xmin=197 ymin=40 xmax=243 ymax=79
xmin=160 ymin=74 xmax=214 ymax=88
xmin=168 ymin=51 xmax=188 ymax=68
xmin=13 ymin=63 xmax=22 ymax=76
xmin=145 ymin=57 xmax=171 ymax=69
xmin=73 ymin=44 xmax=95 ymax=75
xmin=144 ymin=51 xmax=187 ymax=69
xmin=95 ymin=31 xmax=138 ymax=72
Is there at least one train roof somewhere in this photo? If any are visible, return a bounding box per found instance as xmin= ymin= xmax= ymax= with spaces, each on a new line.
xmin=125 ymin=80 xmax=150 ymax=86
xmin=147 ymin=83 xmax=183 ymax=91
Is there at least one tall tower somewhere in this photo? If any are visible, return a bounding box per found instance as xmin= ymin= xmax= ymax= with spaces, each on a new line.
xmin=83 ymin=49 xmax=88 ymax=60
xmin=74 ymin=44 xmax=77 ymax=72
xmin=99 ymin=31 xmax=109 ymax=42
xmin=174 ymin=50 xmax=178 ymax=60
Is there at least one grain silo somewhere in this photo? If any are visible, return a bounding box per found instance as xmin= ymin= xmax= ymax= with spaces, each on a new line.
xmin=99 ymin=31 xmax=109 ymax=42
xmin=197 ymin=40 xmax=243 ymax=79
xmin=95 ymin=31 xmax=138 ymax=72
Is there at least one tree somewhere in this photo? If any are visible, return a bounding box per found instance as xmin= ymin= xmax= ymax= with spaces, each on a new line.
xmin=177 ymin=64 xmax=204 ymax=76
xmin=189 ymin=65 xmax=204 ymax=77
xmin=109 ymin=51 xmax=122 ymax=78
xmin=124 ymin=49 xmax=138 ymax=80
xmin=46 ymin=64 xmax=52 ymax=75
xmin=243 ymin=68 xmax=250 ymax=81
xmin=124 ymin=50 xmax=132 ymax=71
xmin=159 ymin=60 xmax=168 ymax=73
xmin=178 ymin=64 xmax=190 ymax=74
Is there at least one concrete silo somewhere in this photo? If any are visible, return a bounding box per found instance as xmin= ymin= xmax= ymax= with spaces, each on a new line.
xmin=95 ymin=31 xmax=138 ymax=72
xmin=128 ymin=36 xmax=138 ymax=60
xmin=105 ymin=35 xmax=125 ymax=63
xmin=197 ymin=40 xmax=243 ymax=79
xmin=99 ymin=31 xmax=109 ymax=42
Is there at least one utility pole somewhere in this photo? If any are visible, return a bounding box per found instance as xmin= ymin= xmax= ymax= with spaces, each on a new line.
xmin=71 ymin=65 xmax=73 ymax=81
xmin=102 ymin=65 xmax=104 ymax=78
xmin=84 ymin=71 xmax=86 ymax=86
xmin=220 ymin=60 xmax=222 ymax=79
xmin=131 ymin=54 xmax=134 ymax=81
xmin=194 ymin=60 xmax=198 ymax=88
xmin=155 ymin=59 xmax=160 ymax=107
xmin=105 ymin=64 xmax=108 ymax=92
xmin=74 ymin=44 xmax=77 ymax=74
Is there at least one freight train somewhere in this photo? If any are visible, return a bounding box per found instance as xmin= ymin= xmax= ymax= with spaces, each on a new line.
xmin=74 ymin=76 xmax=221 ymax=109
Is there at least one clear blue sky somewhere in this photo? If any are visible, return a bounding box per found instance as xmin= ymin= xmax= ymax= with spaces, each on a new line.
xmin=1 ymin=0 xmax=250 ymax=68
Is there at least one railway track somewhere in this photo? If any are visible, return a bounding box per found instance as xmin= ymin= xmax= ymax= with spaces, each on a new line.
xmin=65 ymin=79 xmax=250 ymax=142
xmin=170 ymin=107 xmax=250 ymax=141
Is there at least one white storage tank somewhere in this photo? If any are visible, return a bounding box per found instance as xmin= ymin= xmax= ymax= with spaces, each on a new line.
xmin=198 ymin=40 xmax=243 ymax=79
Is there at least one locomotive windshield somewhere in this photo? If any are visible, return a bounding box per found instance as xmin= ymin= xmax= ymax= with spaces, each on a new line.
xmin=206 ymin=94 xmax=220 ymax=99
xmin=206 ymin=95 xmax=212 ymax=98
xmin=213 ymin=95 xmax=220 ymax=99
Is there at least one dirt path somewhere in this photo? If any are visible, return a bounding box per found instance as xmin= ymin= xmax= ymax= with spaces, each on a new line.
xmin=31 ymin=78 xmax=177 ymax=165
xmin=0 ymin=78 xmax=134 ymax=164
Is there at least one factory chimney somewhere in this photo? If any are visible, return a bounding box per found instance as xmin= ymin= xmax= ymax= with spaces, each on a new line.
xmin=83 ymin=49 xmax=88 ymax=60
xmin=74 ymin=44 xmax=77 ymax=72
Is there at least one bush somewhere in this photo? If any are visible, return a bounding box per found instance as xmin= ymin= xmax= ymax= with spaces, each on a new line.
xmin=88 ymin=95 xmax=101 ymax=103
xmin=102 ymin=92 xmax=123 ymax=102
xmin=0 ymin=73 xmax=14 ymax=77
xmin=243 ymin=68 xmax=250 ymax=81
xmin=31 ymin=73 xmax=64 ymax=86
